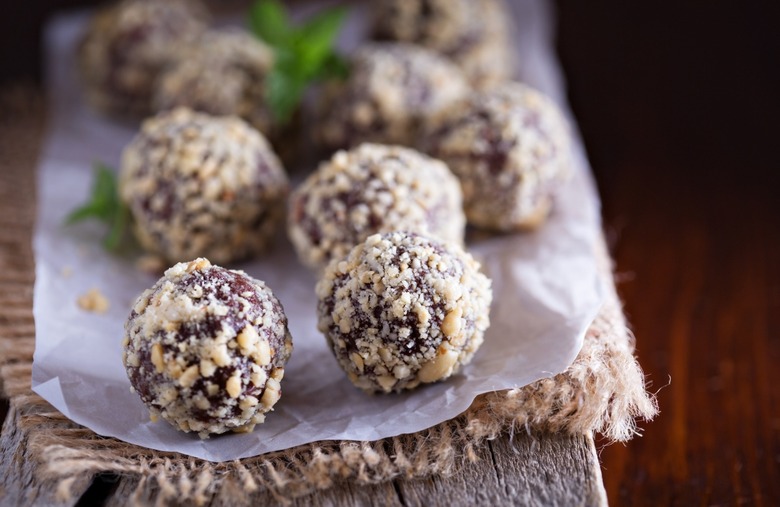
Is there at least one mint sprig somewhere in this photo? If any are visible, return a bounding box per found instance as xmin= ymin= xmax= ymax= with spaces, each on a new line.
xmin=250 ymin=0 xmax=349 ymax=124
xmin=66 ymin=163 xmax=130 ymax=250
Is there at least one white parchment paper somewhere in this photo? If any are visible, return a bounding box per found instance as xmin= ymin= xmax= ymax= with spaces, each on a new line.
xmin=31 ymin=0 xmax=605 ymax=462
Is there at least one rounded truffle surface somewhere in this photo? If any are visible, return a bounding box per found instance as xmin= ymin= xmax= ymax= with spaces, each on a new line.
xmin=122 ymin=258 xmax=293 ymax=437
xmin=371 ymin=0 xmax=513 ymax=89
xmin=78 ymin=0 xmax=208 ymax=117
xmin=288 ymin=144 xmax=465 ymax=270
xmin=153 ymin=29 xmax=277 ymax=136
xmin=119 ymin=108 xmax=289 ymax=264
xmin=316 ymin=43 xmax=469 ymax=152
xmin=424 ymin=83 xmax=571 ymax=231
xmin=316 ymin=232 xmax=492 ymax=393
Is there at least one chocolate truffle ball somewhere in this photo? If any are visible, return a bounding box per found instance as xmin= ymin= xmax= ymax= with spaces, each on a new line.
xmin=78 ymin=0 xmax=208 ymax=117
xmin=288 ymin=144 xmax=465 ymax=271
xmin=315 ymin=43 xmax=469 ymax=152
xmin=153 ymin=29 xmax=277 ymax=136
xmin=371 ymin=0 xmax=513 ymax=89
xmin=119 ymin=108 xmax=289 ymax=264
xmin=122 ymin=258 xmax=293 ymax=437
xmin=424 ymin=83 xmax=571 ymax=231
xmin=316 ymin=231 xmax=492 ymax=393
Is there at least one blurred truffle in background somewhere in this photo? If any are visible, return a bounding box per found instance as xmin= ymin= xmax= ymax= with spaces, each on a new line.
xmin=153 ymin=28 xmax=277 ymax=137
xmin=119 ymin=108 xmax=289 ymax=265
xmin=315 ymin=43 xmax=469 ymax=153
xmin=78 ymin=0 xmax=209 ymax=117
xmin=424 ymin=82 xmax=571 ymax=231
xmin=371 ymin=0 xmax=513 ymax=89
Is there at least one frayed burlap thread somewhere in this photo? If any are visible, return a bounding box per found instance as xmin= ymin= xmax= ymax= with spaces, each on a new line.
xmin=0 ymin=89 xmax=657 ymax=505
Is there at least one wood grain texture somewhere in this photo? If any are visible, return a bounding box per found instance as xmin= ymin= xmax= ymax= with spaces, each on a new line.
xmin=2 ymin=395 xmax=604 ymax=507
xmin=556 ymin=1 xmax=780 ymax=505
xmin=395 ymin=433 xmax=606 ymax=507
xmin=93 ymin=431 xmax=604 ymax=506
xmin=0 ymin=407 xmax=94 ymax=507
xmin=2 ymin=406 xmax=604 ymax=507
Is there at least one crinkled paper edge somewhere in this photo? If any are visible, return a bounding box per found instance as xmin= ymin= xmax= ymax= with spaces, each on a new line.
xmin=0 ymin=88 xmax=657 ymax=505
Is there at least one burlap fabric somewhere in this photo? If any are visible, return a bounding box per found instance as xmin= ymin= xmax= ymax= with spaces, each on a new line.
xmin=0 ymin=87 xmax=657 ymax=505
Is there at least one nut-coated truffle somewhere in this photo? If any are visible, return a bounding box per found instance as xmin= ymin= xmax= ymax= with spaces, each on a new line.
xmin=315 ymin=43 xmax=469 ymax=152
xmin=153 ymin=29 xmax=277 ymax=136
xmin=122 ymin=258 xmax=293 ymax=437
xmin=424 ymin=83 xmax=570 ymax=231
xmin=288 ymin=143 xmax=465 ymax=271
xmin=119 ymin=108 xmax=289 ymax=264
xmin=371 ymin=0 xmax=513 ymax=89
xmin=316 ymin=231 xmax=492 ymax=393
xmin=78 ymin=0 xmax=208 ymax=117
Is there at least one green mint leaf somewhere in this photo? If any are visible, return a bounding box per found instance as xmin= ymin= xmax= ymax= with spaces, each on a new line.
xmin=320 ymin=51 xmax=350 ymax=80
xmin=293 ymin=7 xmax=348 ymax=80
xmin=65 ymin=203 xmax=103 ymax=224
xmin=266 ymin=69 xmax=306 ymax=124
xmin=271 ymin=46 xmax=299 ymax=75
xmin=66 ymin=162 xmax=130 ymax=251
xmin=66 ymin=163 xmax=117 ymax=224
xmin=104 ymin=200 xmax=129 ymax=250
xmin=249 ymin=0 xmax=349 ymax=124
xmin=249 ymin=0 xmax=291 ymax=47
xmin=93 ymin=164 xmax=117 ymax=208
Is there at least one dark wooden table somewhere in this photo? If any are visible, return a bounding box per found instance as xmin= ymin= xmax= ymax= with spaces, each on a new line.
xmin=556 ymin=2 xmax=780 ymax=505
xmin=3 ymin=1 xmax=780 ymax=505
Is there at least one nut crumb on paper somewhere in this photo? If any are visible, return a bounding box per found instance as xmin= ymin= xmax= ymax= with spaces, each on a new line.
xmin=77 ymin=287 xmax=110 ymax=313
